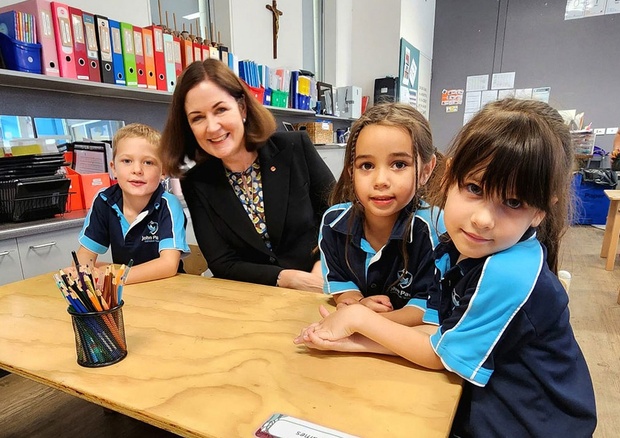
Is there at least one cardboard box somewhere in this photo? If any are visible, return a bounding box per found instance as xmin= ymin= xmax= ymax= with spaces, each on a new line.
xmin=66 ymin=167 xmax=111 ymax=210
xmin=336 ymin=86 xmax=362 ymax=119
xmin=294 ymin=121 xmax=334 ymax=145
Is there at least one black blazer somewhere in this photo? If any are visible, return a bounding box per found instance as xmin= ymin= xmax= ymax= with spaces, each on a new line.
xmin=181 ymin=131 xmax=336 ymax=286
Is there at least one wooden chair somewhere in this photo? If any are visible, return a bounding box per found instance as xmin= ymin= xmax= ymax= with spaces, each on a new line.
xmin=600 ymin=190 xmax=620 ymax=271
xmin=183 ymin=244 xmax=208 ymax=276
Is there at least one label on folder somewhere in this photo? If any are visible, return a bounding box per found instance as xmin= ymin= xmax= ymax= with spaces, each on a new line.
xmin=255 ymin=413 xmax=358 ymax=438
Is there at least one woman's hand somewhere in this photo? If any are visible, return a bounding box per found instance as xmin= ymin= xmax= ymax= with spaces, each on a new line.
xmin=278 ymin=269 xmax=323 ymax=293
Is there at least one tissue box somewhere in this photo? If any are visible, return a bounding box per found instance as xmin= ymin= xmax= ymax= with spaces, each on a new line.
xmin=336 ymin=86 xmax=362 ymax=119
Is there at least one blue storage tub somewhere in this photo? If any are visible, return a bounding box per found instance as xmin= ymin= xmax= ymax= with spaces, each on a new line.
xmin=572 ymin=171 xmax=615 ymax=225
xmin=0 ymin=32 xmax=42 ymax=74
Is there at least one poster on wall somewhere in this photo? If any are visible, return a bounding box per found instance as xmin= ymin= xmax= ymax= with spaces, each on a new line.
xmin=398 ymin=38 xmax=420 ymax=110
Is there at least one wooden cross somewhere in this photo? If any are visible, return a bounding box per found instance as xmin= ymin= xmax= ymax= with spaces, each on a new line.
xmin=265 ymin=0 xmax=283 ymax=58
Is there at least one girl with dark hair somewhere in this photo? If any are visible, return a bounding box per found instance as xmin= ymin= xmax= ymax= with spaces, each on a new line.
xmin=318 ymin=103 xmax=441 ymax=317
xmin=296 ymin=99 xmax=596 ymax=437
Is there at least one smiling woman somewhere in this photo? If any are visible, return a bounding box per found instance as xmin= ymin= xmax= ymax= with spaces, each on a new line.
xmin=160 ymin=59 xmax=335 ymax=292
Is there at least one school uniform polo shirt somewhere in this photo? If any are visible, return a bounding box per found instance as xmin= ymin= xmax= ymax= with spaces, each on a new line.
xmin=426 ymin=231 xmax=596 ymax=437
xmin=318 ymin=201 xmax=443 ymax=310
xmin=79 ymin=184 xmax=190 ymax=266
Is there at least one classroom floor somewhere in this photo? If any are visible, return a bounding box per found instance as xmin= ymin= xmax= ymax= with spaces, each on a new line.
xmin=0 ymin=225 xmax=618 ymax=437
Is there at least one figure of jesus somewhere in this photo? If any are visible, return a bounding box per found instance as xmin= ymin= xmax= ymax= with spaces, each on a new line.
xmin=266 ymin=0 xmax=283 ymax=58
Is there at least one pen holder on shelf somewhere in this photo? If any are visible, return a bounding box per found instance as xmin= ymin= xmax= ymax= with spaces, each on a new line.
xmin=68 ymin=302 xmax=127 ymax=367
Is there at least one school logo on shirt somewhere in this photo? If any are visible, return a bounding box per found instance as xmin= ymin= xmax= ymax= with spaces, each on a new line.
xmin=452 ymin=289 xmax=462 ymax=307
xmin=142 ymin=221 xmax=160 ymax=242
xmin=389 ymin=269 xmax=413 ymax=299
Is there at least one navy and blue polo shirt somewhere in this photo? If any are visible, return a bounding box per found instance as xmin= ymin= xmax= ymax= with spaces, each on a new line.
xmin=425 ymin=231 xmax=596 ymax=436
xmin=318 ymin=201 xmax=444 ymax=310
xmin=79 ymin=183 xmax=190 ymax=266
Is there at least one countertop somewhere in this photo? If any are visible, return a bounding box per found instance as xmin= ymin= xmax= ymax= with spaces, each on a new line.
xmin=0 ymin=210 xmax=88 ymax=241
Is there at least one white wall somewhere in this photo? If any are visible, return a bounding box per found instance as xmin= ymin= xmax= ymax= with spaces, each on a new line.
xmin=225 ymin=0 xmax=303 ymax=69
xmin=400 ymin=0 xmax=435 ymax=59
xmin=0 ymin=0 xmax=152 ymax=26
xmin=324 ymin=0 xmax=435 ymax=103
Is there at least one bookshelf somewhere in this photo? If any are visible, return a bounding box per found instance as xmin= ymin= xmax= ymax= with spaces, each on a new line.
xmin=0 ymin=69 xmax=352 ymax=129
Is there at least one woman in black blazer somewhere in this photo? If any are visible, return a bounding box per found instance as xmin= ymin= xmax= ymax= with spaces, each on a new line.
xmin=161 ymin=59 xmax=335 ymax=292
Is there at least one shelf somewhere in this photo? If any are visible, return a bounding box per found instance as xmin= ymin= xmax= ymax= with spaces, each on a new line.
xmin=0 ymin=69 xmax=355 ymax=122
xmin=315 ymin=114 xmax=356 ymax=122
xmin=0 ymin=68 xmax=172 ymax=103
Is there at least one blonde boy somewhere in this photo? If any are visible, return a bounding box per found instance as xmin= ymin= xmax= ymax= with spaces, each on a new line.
xmin=76 ymin=123 xmax=189 ymax=283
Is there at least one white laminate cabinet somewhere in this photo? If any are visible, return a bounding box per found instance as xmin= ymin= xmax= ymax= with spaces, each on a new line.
xmin=16 ymin=228 xmax=79 ymax=279
xmin=0 ymin=238 xmax=24 ymax=285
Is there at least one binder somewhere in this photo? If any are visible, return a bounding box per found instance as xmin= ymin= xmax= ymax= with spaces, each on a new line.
xmin=145 ymin=25 xmax=166 ymax=91
xmin=141 ymin=27 xmax=156 ymax=89
xmin=82 ymin=12 xmax=101 ymax=82
xmin=94 ymin=15 xmax=114 ymax=84
xmin=132 ymin=26 xmax=146 ymax=88
xmin=119 ymin=22 xmax=136 ymax=87
xmin=162 ymin=32 xmax=176 ymax=92
xmin=208 ymin=44 xmax=218 ymax=60
xmin=108 ymin=19 xmax=125 ymax=85
xmin=0 ymin=0 xmax=60 ymax=76
xmin=180 ymin=38 xmax=193 ymax=69
xmin=201 ymin=43 xmax=209 ymax=61
xmin=218 ymin=45 xmax=228 ymax=63
xmin=172 ymin=35 xmax=182 ymax=79
xmin=68 ymin=6 xmax=89 ymax=80
xmin=50 ymin=2 xmax=76 ymax=79
xmin=193 ymin=41 xmax=202 ymax=62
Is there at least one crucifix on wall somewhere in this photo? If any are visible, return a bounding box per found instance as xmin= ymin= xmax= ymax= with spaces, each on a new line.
xmin=265 ymin=0 xmax=283 ymax=58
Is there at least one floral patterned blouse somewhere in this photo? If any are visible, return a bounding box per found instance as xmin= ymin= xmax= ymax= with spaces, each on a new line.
xmin=225 ymin=160 xmax=272 ymax=250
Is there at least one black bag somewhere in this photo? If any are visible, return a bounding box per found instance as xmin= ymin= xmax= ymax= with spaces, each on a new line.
xmin=580 ymin=168 xmax=618 ymax=187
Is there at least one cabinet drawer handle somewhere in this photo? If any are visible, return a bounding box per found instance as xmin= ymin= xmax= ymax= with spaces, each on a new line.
xmin=0 ymin=250 xmax=12 ymax=256
xmin=29 ymin=241 xmax=57 ymax=250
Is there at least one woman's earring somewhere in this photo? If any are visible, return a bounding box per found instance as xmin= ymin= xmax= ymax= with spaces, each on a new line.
xmin=243 ymin=118 xmax=246 ymax=123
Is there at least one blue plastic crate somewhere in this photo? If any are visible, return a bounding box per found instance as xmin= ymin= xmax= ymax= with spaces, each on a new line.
xmin=0 ymin=32 xmax=42 ymax=74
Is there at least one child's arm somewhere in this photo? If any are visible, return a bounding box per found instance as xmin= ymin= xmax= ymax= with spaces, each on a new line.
xmin=76 ymin=246 xmax=99 ymax=268
xmin=333 ymin=291 xmax=393 ymax=312
xmin=381 ymin=305 xmax=425 ymax=326
xmin=123 ymin=249 xmax=181 ymax=284
xmin=295 ymin=304 xmax=444 ymax=370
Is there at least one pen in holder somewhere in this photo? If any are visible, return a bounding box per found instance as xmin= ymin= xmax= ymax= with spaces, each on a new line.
xmin=68 ymin=302 xmax=127 ymax=367
xmin=55 ymin=253 xmax=133 ymax=367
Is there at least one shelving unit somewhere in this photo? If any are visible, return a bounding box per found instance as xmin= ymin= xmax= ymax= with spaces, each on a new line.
xmin=0 ymin=68 xmax=354 ymax=135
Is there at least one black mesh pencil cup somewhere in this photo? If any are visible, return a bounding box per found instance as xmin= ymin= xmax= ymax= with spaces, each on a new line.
xmin=68 ymin=302 xmax=127 ymax=367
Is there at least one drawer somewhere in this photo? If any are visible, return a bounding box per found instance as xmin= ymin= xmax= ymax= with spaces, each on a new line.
xmin=0 ymin=238 xmax=23 ymax=285
xmin=17 ymin=228 xmax=79 ymax=278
